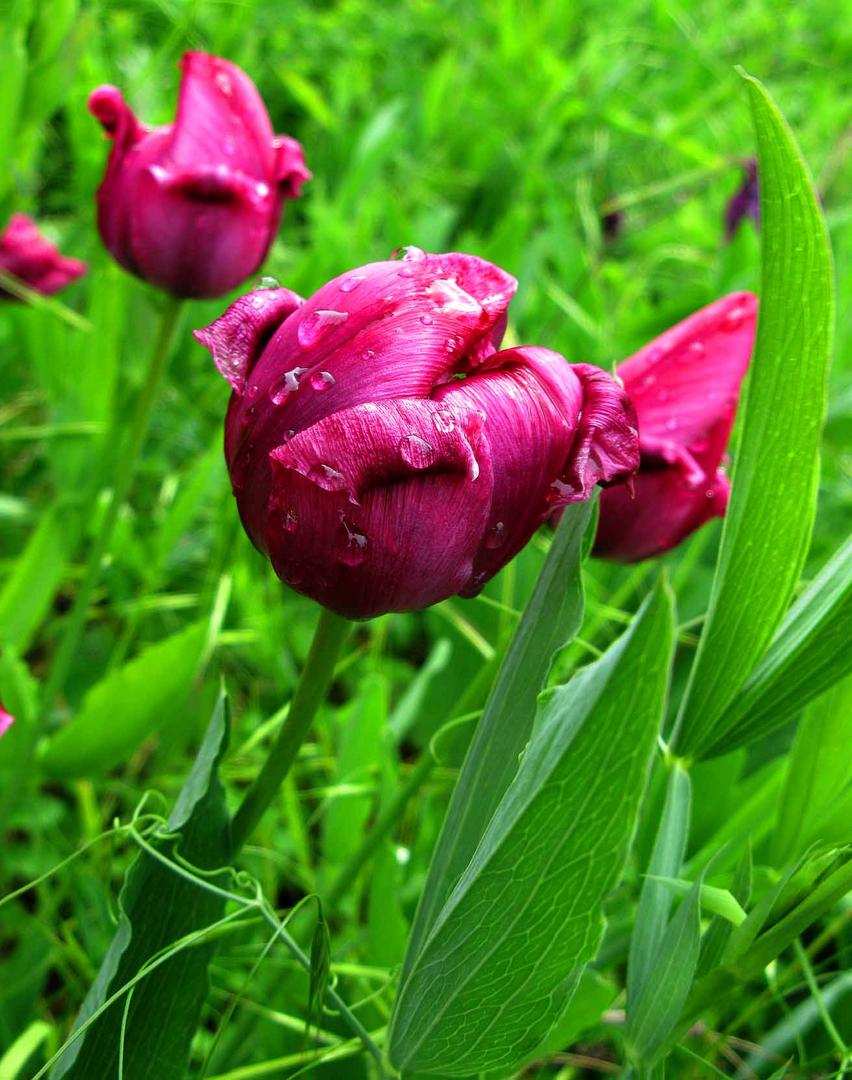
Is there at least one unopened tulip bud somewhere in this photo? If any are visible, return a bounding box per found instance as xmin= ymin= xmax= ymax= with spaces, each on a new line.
xmin=197 ymin=248 xmax=640 ymax=618
xmin=89 ymin=52 xmax=309 ymax=299
xmin=0 ymin=214 xmax=87 ymax=298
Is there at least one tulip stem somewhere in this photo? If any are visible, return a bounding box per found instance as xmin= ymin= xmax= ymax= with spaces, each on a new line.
xmin=39 ymin=296 xmax=185 ymax=718
xmin=230 ymin=608 xmax=352 ymax=855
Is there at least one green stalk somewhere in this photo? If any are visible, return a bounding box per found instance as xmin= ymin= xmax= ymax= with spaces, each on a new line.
xmin=40 ymin=296 xmax=185 ymax=715
xmin=230 ymin=608 xmax=352 ymax=854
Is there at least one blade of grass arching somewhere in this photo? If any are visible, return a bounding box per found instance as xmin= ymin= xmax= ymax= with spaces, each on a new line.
xmin=672 ymin=71 xmax=835 ymax=760
xmin=389 ymin=580 xmax=674 ymax=1076
xmin=704 ymin=536 xmax=852 ymax=757
xmin=771 ymin=674 xmax=852 ymax=866
xmin=399 ymin=499 xmax=594 ymax=974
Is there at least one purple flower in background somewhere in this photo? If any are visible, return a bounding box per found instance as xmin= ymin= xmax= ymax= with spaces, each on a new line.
xmin=725 ymin=159 xmax=760 ymax=241
xmin=0 ymin=214 xmax=87 ymax=298
xmin=196 ymin=248 xmax=640 ymax=618
xmin=89 ymin=52 xmax=310 ymax=299
xmin=594 ymin=292 xmax=758 ymax=562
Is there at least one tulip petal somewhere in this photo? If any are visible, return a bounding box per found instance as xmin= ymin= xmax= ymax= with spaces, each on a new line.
xmin=619 ymin=292 xmax=757 ymax=456
xmin=194 ymin=285 xmax=304 ymax=393
xmin=168 ymin=52 xmax=278 ymax=179
xmin=0 ymin=214 xmax=87 ymax=297
xmin=433 ymin=346 xmax=584 ymax=591
xmin=265 ymin=398 xmax=493 ymax=617
xmin=595 ymin=463 xmax=729 ymax=562
xmin=0 ymin=705 xmax=13 ymax=738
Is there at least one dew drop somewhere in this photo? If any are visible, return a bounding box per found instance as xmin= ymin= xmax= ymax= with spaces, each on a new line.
xmin=646 ymin=346 xmax=664 ymax=364
xmin=247 ymin=383 xmax=259 ymax=398
xmin=307 ymin=463 xmax=347 ymax=491
xmin=420 ymin=314 xmax=434 ymax=325
xmin=271 ymin=366 xmax=308 ymax=404
xmin=549 ymin=478 xmax=576 ymax=502
xmin=362 ymin=348 xmax=376 ymax=361
xmin=688 ymin=340 xmax=706 ymax=357
xmin=336 ymin=520 xmax=369 ymax=566
xmin=255 ymin=275 xmax=280 ymax=290
xmin=297 ymin=309 xmax=349 ymax=349
xmin=281 ymin=561 xmax=306 ymax=586
xmin=484 ymin=521 xmax=506 ymax=549
xmin=721 ymin=305 xmax=747 ymax=332
xmin=340 ymin=274 xmax=366 ymax=293
xmin=392 ymin=245 xmax=426 ymax=262
xmin=665 ymin=418 xmax=678 ymax=432
xmin=640 ymin=373 xmax=657 ymax=389
xmin=433 ymin=409 xmax=455 ymax=434
xmin=282 ymin=508 xmax=299 ymax=532
xmin=397 ymin=266 xmax=414 ymax=278
xmin=310 ymin=370 xmax=336 ymax=391
xmin=399 ymin=433 xmax=437 ymax=469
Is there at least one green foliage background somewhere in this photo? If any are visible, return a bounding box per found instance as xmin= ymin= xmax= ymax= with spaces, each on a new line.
xmin=0 ymin=0 xmax=849 ymax=1077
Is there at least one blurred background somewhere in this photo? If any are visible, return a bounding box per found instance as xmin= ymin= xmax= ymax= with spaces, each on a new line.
xmin=0 ymin=0 xmax=849 ymax=1076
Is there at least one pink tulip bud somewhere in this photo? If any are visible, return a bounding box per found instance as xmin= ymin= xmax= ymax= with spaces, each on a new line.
xmin=0 ymin=704 xmax=13 ymax=738
xmin=0 ymin=214 xmax=87 ymax=298
xmin=196 ymin=248 xmax=640 ymax=618
xmin=594 ymin=292 xmax=758 ymax=562
xmin=89 ymin=52 xmax=310 ymax=299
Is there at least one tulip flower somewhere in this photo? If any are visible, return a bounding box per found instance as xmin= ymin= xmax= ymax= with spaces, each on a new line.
xmin=196 ymin=248 xmax=640 ymax=618
xmin=594 ymin=292 xmax=757 ymax=562
xmin=0 ymin=213 xmax=87 ymax=298
xmin=0 ymin=704 xmax=13 ymax=738
xmin=89 ymin=52 xmax=309 ymax=299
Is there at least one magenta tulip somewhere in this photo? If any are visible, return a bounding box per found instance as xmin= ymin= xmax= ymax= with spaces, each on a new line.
xmin=89 ymin=52 xmax=309 ymax=299
xmin=594 ymin=292 xmax=758 ymax=562
xmin=196 ymin=248 xmax=640 ymax=618
xmin=0 ymin=704 xmax=13 ymax=738
xmin=0 ymin=214 xmax=87 ymax=298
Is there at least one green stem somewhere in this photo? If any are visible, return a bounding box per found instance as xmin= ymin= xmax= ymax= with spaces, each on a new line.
xmin=230 ymin=608 xmax=351 ymax=855
xmin=40 ymin=296 xmax=185 ymax=716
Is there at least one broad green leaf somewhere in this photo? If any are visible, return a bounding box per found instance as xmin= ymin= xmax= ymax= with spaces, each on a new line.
xmin=771 ymin=674 xmax=852 ymax=865
xmin=705 ymin=538 xmax=852 ymax=756
xmin=0 ymin=1020 xmax=51 ymax=1080
xmin=0 ymin=506 xmax=75 ymax=654
xmin=389 ymin=579 xmax=674 ymax=1076
xmin=628 ymin=764 xmax=691 ymax=1011
xmin=39 ymin=622 xmax=207 ymax=778
xmin=673 ymin=72 xmax=835 ymax=759
xmin=626 ymin=876 xmax=703 ymax=1066
xmin=401 ymin=500 xmax=594 ymax=972
xmin=527 ymin=969 xmax=618 ymax=1061
xmin=51 ymin=693 xmax=231 ymax=1079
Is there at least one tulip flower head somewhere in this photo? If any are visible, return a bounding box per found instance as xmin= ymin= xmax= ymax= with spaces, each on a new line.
xmin=197 ymin=248 xmax=640 ymax=618
xmin=89 ymin=52 xmax=310 ymax=299
xmin=0 ymin=704 xmax=13 ymax=738
xmin=594 ymin=292 xmax=757 ymax=562
xmin=0 ymin=214 xmax=87 ymax=299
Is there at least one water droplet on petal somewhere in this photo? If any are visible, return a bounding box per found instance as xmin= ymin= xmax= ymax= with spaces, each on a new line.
xmin=392 ymin=245 xmax=426 ymax=262
xmin=722 ymin=305 xmax=747 ymax=332
xmin=362 ymin=348 xmax=376 ymax=361
xmin=549 ymin=478 xmax=576 ymax=503
xmin=281 ymin=561 xmax=306 ymax=586
xmin=340 ymin=274 xmax=366 ymax=293
xmin=271 ymin=366 xmax=309 ymax=404
xmin=433 ymin=409 xmax=455 ymax=434
xmin=282 ymin=508 xmax=299 ymax=532
xmin=646 ymin=346 xmax=664 ymax=364
xmin=247 ymin=383 xmax=259 ymax=398
xmin=688 ymin=340 xmax=706 ymax=357
xmin=420 ymin=314 xmax=433 ymax=325
xmin=665 ymin=418 xmax=678 ymax=431
xmin=336 ymin=519 xmax=369 ymax=566
xmin=399 ymin=434 xmax=437 ymax=469
xmin=297 ymin=309 xmax=349 ymax=349
xmin=256 ymin=275 xmax=280 ymax=290
xmin=307 ymin=463 xmax=348 ymax=491
xmin=310 ymin=370 xmax=336 ymax=391
xmin=640 ymin=373 xmax=657 ymax=389
xmin=484 ymin=521 xmax=506 ymax=549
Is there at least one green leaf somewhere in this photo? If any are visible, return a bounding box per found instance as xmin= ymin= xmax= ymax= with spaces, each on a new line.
xmin=626 ymin=875 xmax=703 ymax=1067
xmin=306 ymin=902 xmax=331 ymax=1041
xmin=401 ymin=499 xmax=594 ymax=972
xmin=389 ymin=578 xmax=674 ymax=1076
xmin=673 ymin=71 xmax=835 ymax=759
xmin=771 ymin=674 xmax=852 ymax=865
xmin=50 ymin=692 xmax=231 ymax=1079
xmin=527 ymin=969 xmax=618 ymax=1061
xmin=705 ymin=537 xmax=852 ymax=756
xmin=697 ymin=843 xmax=752 ymax=979
xmin=0 ymin=1020 xmax=51 ymax=1080
xmin=0 ymin=505 xmax=75 ymax=654
xmin=39 ymin=622 xmax=207 ymax=778
xmin=628 ymin=764 xmax=691 ymax=1011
